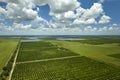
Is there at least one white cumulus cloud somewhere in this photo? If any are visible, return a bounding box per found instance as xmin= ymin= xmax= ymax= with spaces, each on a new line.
xmin=0 ymin=0 xmax=114 ymax=34
xmin=99 ymin=15 xmax=111 ymax=24
xmin=82 ymin=3 xmax=103 ymax=19
xmin=49 ymin=0 xmax=80 ymax=14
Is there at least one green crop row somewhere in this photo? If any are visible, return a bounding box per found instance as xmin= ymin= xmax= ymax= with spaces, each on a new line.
xmin=17 ymin=41 xmax=78 ymax=62
xmin=12 ymin=56 xmax=120 ymax=80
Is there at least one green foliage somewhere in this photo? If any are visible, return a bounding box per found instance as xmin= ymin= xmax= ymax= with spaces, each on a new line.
xmin=12 ymin=57 xmax=120 ymax=80
xmin=119 ymin=44 xmax=120 ymax=46
xmin=17 ymin=41 xmax=78 ymax=62
xmin=108 ymin=53 xmax=120 ymax=59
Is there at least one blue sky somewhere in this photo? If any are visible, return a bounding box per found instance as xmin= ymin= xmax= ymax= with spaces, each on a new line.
xmin=81 ymin=0 xmax=120 ymax=23
xmin=0 ymin=0 xmax=120 ymax=35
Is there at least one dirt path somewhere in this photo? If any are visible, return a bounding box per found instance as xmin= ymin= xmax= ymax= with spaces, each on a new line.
xmin=17 ymin=55 xmax=80 ymax=64
xmin=8 ymin=43 xmax=21 ymax=80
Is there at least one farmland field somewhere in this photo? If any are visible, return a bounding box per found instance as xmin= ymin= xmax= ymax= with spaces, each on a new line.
xmin=12 ymin=56 xmax=120 ymax=80
xmin=10 ymin=37 xmax=120 ymax=80
xmin=17 ymin=41 xmax=78 ymax=62
xmin=0 ymin=38 xmax=19 ymax=74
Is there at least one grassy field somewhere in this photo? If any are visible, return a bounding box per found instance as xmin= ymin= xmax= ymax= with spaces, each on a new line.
xmin=12 ymin=56 xmax=120 ymax=80
xmin=17 ymin=41 xmax=78 ymax=62
xmin=48 ymin=38 xmax=120 ymax=66
xmin=0 ymin=38 xmax=19 ymax=73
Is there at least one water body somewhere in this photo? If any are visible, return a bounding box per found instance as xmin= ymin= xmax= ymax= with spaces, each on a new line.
xmin=56 ymin=38 xmax=85 ymax=40
xmin=21 ymin=39 xmax=40 ymax=42
xmin=21 ymin=37 xmax=85 ymax=42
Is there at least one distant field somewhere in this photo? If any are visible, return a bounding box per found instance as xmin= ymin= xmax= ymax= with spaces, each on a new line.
xmin=17 ymin=41 xmax=78 ymax=62
xmin=12 ymin=56 xmax=120 ymax=80
xmin=0 ymin=38 xmax=19 ymax=73
xmin=68 ymin=38 xmax=120 ymax=45
xmin=48 ymin=38 xmax=120 ymax=66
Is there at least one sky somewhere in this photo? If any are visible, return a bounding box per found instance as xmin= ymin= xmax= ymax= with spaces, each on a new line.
xmin=0 ymin=0 xmax=120 ymax=35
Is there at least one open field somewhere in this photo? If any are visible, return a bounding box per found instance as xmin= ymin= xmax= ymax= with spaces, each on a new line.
xmin=12 ymin=56 xmax=120 ymax=80
xmin=48 ymin=38 xmax=120 ymax=66
xmin=0 ymin=38 xmax=19 ymax=74
xmin=17 ymin=41 xmax=78 ymax=62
